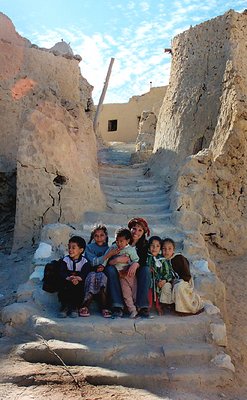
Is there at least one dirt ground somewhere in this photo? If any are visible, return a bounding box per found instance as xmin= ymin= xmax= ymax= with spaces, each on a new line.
xmin=0 ymin=247 xmax=247 ymax=400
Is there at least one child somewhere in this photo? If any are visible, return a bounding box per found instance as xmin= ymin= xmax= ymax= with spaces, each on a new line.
xmin=162 ymin=238 xmax=204 ymax=315
xmin=108 ymin=228 xmax=139 ymax=318
xmin=81 ymin=224 xmax=119 ymax=318
xmin=58 ymin=236 xmax=91 ymax=318
xmin=147 ymin=236 xmax=175 ymax=315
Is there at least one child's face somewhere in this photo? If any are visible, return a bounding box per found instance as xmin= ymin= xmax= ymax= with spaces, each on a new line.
xmin=68 ymin=242 xmax=83 ymax=260
xmin=94 ymin=229 xmax=107 ymax=246
xmin=116 ymin=236 xmax=129 ymax=250
xmin=149 ymin=240 xmax=161 ymax=257
xmin=162 ymin=242 xmax=175 ymax=259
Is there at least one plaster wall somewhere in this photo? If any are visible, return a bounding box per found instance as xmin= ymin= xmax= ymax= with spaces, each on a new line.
xmin=98 ymin=86 xmax=167 ymax=143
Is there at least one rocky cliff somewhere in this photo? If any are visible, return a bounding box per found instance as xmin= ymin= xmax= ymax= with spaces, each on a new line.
xmin=0 ymin=13 xmax=105 ymax=250
xmin=150 ymin=10 xmax=247 ymax=255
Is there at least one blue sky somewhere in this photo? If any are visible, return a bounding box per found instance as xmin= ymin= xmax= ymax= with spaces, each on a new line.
xmin=0 ymin=0 xmax=245 ymax=104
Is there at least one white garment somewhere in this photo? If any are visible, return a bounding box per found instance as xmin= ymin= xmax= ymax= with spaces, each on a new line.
xmin=172 ymin=278 xmax=203 ymax=313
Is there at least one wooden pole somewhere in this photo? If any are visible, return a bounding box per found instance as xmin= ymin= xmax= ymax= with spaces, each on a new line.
xmin=93 ymin=57 xmax=115 ymax=133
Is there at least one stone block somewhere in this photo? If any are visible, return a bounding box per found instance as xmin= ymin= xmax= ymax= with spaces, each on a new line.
xmin=210 ymin=322 xmax=227 ymax=346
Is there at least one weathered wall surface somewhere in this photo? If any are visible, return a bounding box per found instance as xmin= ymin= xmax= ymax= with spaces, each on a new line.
xmin=131 ymin=111 xmax=157 ymax=163
xmin=0 ymin=13 xmax=105 ymax=249
xmin=150 ymin=10 xmax=247 ymax=255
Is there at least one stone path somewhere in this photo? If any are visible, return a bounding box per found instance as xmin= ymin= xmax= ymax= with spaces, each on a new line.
xmin=1 ymin=142 xmax=234 ymax=394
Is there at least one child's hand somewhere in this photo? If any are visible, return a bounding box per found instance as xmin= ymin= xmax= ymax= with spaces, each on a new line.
xmin=127 ymin=262 xmax=139 ymax=277
xmin=97 ymin=265 xmax=104 ymax=272
xmin=68 ymin=276 xmax=82 ymax=285
xmin=108 ymin=247 xmax=120 ymax=258
xmin=157 ymin=280 xmax=166 ymax=288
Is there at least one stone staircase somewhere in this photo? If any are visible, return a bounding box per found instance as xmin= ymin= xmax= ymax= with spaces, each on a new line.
xmin=1 ymin=142 xmax=234 ymax=393
xmin=83 ymin=142 xmax=182 ymax=246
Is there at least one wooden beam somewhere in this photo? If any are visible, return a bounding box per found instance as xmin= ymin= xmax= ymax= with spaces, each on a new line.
xmin=93 ymin=57 xmax=115 ymax=133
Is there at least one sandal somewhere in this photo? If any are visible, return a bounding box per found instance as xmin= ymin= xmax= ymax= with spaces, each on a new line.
xmin=102 ymin=309 xmax=111 ymax=318
xmin=79 ymin=307 xmax=90 ymax=317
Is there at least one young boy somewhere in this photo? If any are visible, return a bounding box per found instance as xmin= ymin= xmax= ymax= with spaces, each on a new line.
xmin=57 ymin=236 xmax=91 ymax=318
xmin=108 ymin=228 xmax=139 ymax=318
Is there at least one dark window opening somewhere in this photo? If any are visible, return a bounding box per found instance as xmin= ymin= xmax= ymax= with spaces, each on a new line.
xmin=108 ymin=119 xmax=118 ymax=132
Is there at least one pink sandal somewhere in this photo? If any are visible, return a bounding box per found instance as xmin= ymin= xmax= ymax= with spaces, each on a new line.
xmin=102 ymin=309 xmax=111 ymax=318
xmin=79 ymin=307 xmax=90 ymax=317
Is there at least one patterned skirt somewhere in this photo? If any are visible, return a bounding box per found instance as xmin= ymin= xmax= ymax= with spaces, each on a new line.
xmin=84 ymin=271 xmax=108 ymax=301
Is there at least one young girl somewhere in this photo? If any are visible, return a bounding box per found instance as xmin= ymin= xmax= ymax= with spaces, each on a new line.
xmin=58 ymin=236 xmax=91 ymax=318
xmin=147 ymin=236 xmax=175 ymax=315
xmin=80 ymin=224 xmax=119 ymax=318
xmin=162 ymin=238 xmax=204 ymax=315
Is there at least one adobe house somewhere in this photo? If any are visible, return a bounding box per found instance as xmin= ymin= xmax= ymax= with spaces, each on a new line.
xmin=97 ymin=86 xmax=167 ymax=143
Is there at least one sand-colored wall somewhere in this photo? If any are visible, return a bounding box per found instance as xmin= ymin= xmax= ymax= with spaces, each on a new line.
xmin=0 ymin=13 xmax=105 ymax=249
xmin=150 ymin=10 xmax=247 ymax=255
xmin=98 ymin=86 xmax=167 ymax=143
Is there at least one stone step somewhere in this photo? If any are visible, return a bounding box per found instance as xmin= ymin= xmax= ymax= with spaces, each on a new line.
xmin=28 ymin=312 xmax=211 ymax=345
xmin=83 ymin=364 xmax=233 ymax=389
xmin=101 ymin=182 xmax=167 ymax=193
xmin=82 ymin=211 xmax=172 ymax=226
xmin=105 ymin=193 xmax=169 ymax=203
xmin=103 ymin=186 xmax=168 ymax=197
xmin=16 ymin=341 xmax=233 ymax=390
xmin=99 ymin=164 xmax=148 ymax=177
xmin=105 ymin=201 xmax=169 ymax=214
xmin=15 ymin=339 xmax=221 ymax=369
xmin=98 ymin=149 xmax=133 ymax=165
xmin=100 ymin=176 xmax=162 ymax=186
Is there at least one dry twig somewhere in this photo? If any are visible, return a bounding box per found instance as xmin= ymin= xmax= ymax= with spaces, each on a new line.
xmin=36 ymin=335 xmax=82 ymax=389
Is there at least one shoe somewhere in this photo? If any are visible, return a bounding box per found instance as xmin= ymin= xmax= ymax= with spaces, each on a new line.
xmin=67 ymin=306 xmax=78 ymax=318
xmin=58 ymin=310 xmax=67 ymax=318
xmin=129 ymin=310 xmax=138 ymax=319
xmin=102 ymin=309 xmax=111 ymax=318
xmin=138 ymin=308 xmax=150 ymax=318
xmin=69 ymin=309 xmax=78 ymax=318
xmin=79 ymin=307 xmax=90 ymax=317
xmin=112 ymin=308 xmax=123 ymax=318
xmin=58 ymin=305 xmax=68 ymax=318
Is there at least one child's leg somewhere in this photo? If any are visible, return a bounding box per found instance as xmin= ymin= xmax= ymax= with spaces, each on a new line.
xmin=82 ymin=293 xmax=94 ymax=309
xmin=120 ymin=275 xmax=137 ymax=315
xmin=98 ymin=287 xmax=111 ymax=317
xmin=67 ymin=282 xmax=84 ymax=317
xmin=98 ymin=287 xmax=108 ymax=309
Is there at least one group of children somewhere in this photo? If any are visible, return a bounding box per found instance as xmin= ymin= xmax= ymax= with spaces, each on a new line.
xmin=52 ymin=223 xmax=203 ymax=319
